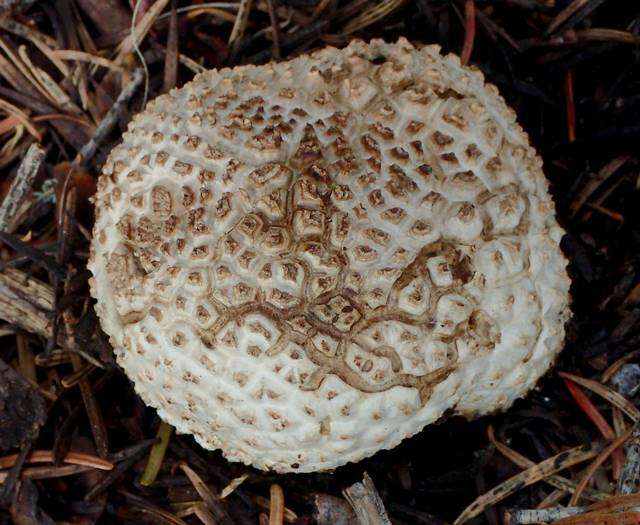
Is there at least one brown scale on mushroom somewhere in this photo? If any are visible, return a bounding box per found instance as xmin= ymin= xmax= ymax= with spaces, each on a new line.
xmin=89 ymin=38 xmax=570 ymax=474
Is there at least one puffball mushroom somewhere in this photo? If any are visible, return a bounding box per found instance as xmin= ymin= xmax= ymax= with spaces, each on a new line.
xmin=89 ymin=38 xmax=571 ymax=473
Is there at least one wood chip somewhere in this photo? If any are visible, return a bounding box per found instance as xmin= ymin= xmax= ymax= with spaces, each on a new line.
xmin=0 ymin=142 xmax=44 ymax=232
xmin=343 ymin=472 xmax=392 ymax=525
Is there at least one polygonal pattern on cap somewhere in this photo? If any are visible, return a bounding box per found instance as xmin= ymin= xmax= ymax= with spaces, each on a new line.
xmin=89 ymin=38 xmax=571 ymax=473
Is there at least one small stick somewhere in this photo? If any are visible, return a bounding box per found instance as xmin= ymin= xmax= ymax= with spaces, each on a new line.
xmin=570 ymin=424 xmax=637 ymax=505
xmin=108 ymin=438 xmax=158 ymax=463
xmin=453 ymin=444 xmax=601 ymax=524
xmin=229 ymin=0 xmax=253 ymax=47
xmin=569 ymin=156 xmax=630 ymax=217
xmin=60 ymin=361 xmax=95 ymax=388
xmin=269 ymin=484 xmax=284 ymax=525
xmin=343 ymin=472 xmax=392 ymax=525
xmin=117 ymin=0 xmax=170 ymax=61
xmin=537 ymin=488 xmax=568 ymax=509
xmin=460 ymin=0 xmax=476 ymax=65
xmin=564 ymin=70 xmax=576 ymax=143
xmin=504 ymin=506 xmax=585 ymax=524
xmin=618 ymin=426 xmax=640 ymax=495
xmin=585 ymin=203 xmax=624 ymax=223
xmin=0 ymin=143 xmax=44 ymax=233
xmin=68 ymin=341 xmax=109 ymax=457
xmin=85 ymin=441 xmax=156 ymax=501
xmin=220 ymin=473 xmax=249 ymax=499
xmin=139 ymin=420 xmax=173 ymax=486
xmin=0 ymin=231 xmax=66 ymax=278
xmin=544 ymin=0 xmax=607 ymax=36
xmin=76 ymin=67 xmax=144 ymax=166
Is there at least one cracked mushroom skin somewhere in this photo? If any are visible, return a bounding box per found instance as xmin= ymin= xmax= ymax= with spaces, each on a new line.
xmin=88 ymin=38 xmax=571 ymax=473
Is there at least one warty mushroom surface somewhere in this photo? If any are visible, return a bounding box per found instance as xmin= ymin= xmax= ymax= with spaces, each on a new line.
xmin=89 ymin=38 xmax=571 ymax=473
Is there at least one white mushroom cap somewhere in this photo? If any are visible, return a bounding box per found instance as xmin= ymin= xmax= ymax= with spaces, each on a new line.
xmin=88 ymin=38 xmax=571 ymax=473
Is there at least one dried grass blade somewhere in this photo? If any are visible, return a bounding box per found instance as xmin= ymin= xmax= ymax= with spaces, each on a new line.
xmin=0 ymin=18 xmax=69 ymax=76
xmin=179 ymin=462 xmax=234 ymax=525
xmin=139 ymin=421 xmax=173 ymax=486
xmin=116 ymin=0 xmax=170 ymax=62
xmin=0 ymin=37 xmax=51 ymax=103
xmin=229 ymin=0 xmax=253 ymax=46
xmin=570 ymin=424 xmax=636 ymax=505
xmin=220 ymin=473 xmax=249 ymax=499
xmin=0 ymin=449 xmax=113 ymax=470
xmin=178 ymin=54 xmax=206 ymax=74
xmin=343 ymin=0 xmax=406 ymax=35
xmin=0 ymin=115 xmax=19 ymax=135
xmin=545 ymin=0 xmax=607 ymax=36
xmin=0 ymin=53 xmax=44 ymax=102
xmin=16 ymin=45 xmax=67 ymax=106
xmin=193 ymin=503 xmax=218 ymax=525
xmin=163 ymin=2 xmax=179 ymax=93
xmin=180 ymin=6 xmax=237 ymax=23
xmin=0 ymin=98 xmax=41 ymax=141
xmin=560 ymin=372 xmax=640 ymax=422
xmin=569 ymin=156 xmax=630 ymax=217
xmin=0 ymin=464 xmax=93 ymax=482
xmin=563 ymin=377 xmax=624 ymax=477
xmin=0 ymin=18 xmax=59 ymax=49
xmin=488 ymin=426 xmax=607 ymax=501
xmin=31 ymin=65 xmax=84 ymax=116
xmin=453 ymin=444 xmax=601 ymax=524
xmin=564 ymin=378 xmax=616 ymax=440
xmin=52 ymin=50 xmax=123 ymax=72
xmin=68 ymin=350 xmax=109 ymax=457
xmin=460 ymin=0 xmax=476 ymax=65
xmin=602 ymin=351 xmax=640 ymax=384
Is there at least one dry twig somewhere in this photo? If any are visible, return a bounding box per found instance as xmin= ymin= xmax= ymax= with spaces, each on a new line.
xmin=343 ymin=472 xmax=392 ymax=525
